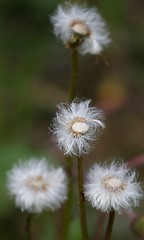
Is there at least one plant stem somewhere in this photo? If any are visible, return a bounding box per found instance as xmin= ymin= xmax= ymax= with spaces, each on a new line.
xmin=25 ymin=213 xmax=32 ymax=240
xmin=61 ymin=49 xmax=78 ymax=239
xmin=77 ymin=156 xmax=89 ymax=240
xmin=60 ymin=155 xmax=73 ymax=240
xmin=68 ymin=49 xmax=78 ymax=102
xmin=104 ymin=210 xmax=115 ymax=240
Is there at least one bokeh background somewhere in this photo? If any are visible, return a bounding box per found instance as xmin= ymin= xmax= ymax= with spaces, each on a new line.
xmin=0 ymin=0 xmax=144 ymax=239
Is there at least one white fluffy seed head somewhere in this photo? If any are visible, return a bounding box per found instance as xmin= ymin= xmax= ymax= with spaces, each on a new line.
xmin=52 ymin=99 xmax=105 ymax=156
xmin=84 ymin=160 xmax=143 ymax=213
xmin=51 ymin=3 xmax=111 ymax=54
xmin=7 ymin=158 xmax=68 ymax=213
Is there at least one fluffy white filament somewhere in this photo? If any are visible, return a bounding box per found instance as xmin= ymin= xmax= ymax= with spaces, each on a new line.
xmin=84 ymin=161 xmax=143 ymax=213
xmin=52 ymin=99 xmax=105 ymax=156
xmin=7 ymin=158 xmax=68 ymax=213
xmin=51 ymin=3 xmax=110 ymax=55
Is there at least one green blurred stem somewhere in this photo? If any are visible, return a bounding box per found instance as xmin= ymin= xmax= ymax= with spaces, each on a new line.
xmin=77 ymin=156 xmax=89 ymax=240
xmin=104 ymin=210 xmax=115 ymax=240
xmin=25 ymin=213 xmax=32 ymax=240
xmin=68 ymin=50 xmax=78 ymax=102
xmin=61 ymin=155 xmax=73 ymax=240
xmin=61 ymin=49 xmax=78 ymax=239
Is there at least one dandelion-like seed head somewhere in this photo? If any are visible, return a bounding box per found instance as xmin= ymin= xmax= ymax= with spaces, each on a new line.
xmin=7 ymin=158 xmax=68 ymax=213
xmin=51 ymin=3 xmax=110 ymax=54
xmin=52 ymin=99 xmax=105 ymax=156
xmin=84 ymin=161 xmax=143 ymax=213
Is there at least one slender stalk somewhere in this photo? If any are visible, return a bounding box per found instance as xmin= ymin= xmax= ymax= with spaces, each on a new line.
xmin=77 ymin=156 xmax=89 ymax=240
xmin=60 ymin=155 xmax=73 ymax=240
xmin=61 ymin=50 xmax=78 ymax=239
xmin=104 ymin=210 xmax=115 ymax=240
xmin=25 ymin=213 xmax=32 ymax=240
xmin=68 ymin=49 xmax=78 ymax=102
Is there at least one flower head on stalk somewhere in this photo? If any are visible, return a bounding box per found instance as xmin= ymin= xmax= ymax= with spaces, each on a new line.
xmin=84 ymin=160 xmax=143 ymax=213
xmin=51 ymin=3 xmax=110 ymax=54
xmin=7 ymin=158 xmax=68 ymax=213
xmin=52 ymin=99 xmax=105 ymax=156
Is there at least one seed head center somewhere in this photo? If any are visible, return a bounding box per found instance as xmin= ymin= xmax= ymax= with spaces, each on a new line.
xmin=70 ymin=19 xmax=91 ymax=36
xmin=68 ymin=117 xmax=89 ymax=137
xmin=26 ymin=175 xmax=48 ymax=192
xmin=103 ymin=176 xmax=126 ymax=192
xmin=72 ymin=121 xmax=89 ymax=133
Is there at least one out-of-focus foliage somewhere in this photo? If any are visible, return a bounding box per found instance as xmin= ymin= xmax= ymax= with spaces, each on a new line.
xmin=133 ymin=216 xmax=144 ymax=238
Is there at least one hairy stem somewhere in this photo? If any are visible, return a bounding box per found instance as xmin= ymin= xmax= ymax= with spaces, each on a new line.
xmin=25 ymin=213 xmax=32 ymax=240
xmin=68 ymin=49 xmax=78 ymax=102
xmin=77 ymin=156 xmax=89 ymax=240
xmin=104 ymin=210 xmax=115 ymax=240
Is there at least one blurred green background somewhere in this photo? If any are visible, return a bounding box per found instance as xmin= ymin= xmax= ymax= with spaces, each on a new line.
xmin=0 ymin=0 xmax=144 ymax=239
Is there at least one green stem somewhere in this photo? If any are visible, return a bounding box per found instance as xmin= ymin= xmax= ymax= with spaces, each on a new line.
xmin=61 ymin=49 xmax=78 ymax=239
xmin=104 ymin=210 xmax=115 ymax=240
xmin=77 ymin=156 xmax=89 ymax=240
xmin=25 ymin=213 xmax=32 ymax=240
xmin=68 ymin=50 xmax=78 ymax=102
xmin=60 ymin=155 xmax=73 ymax=240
